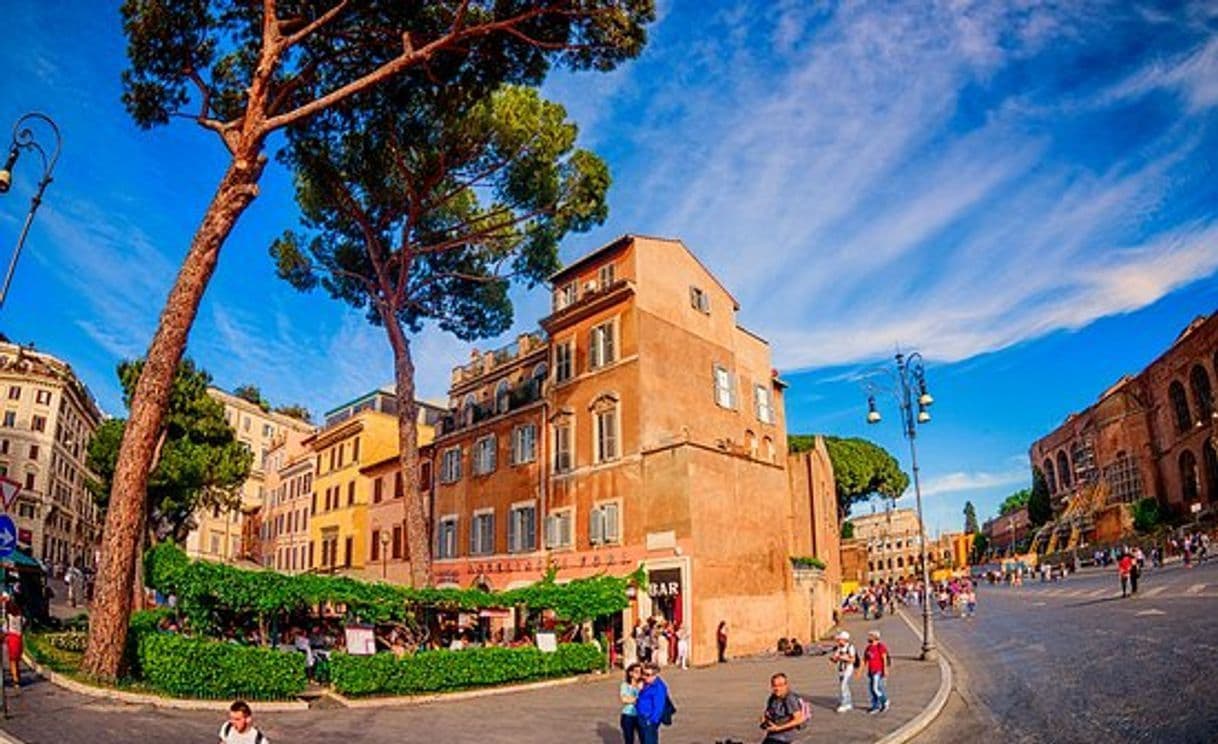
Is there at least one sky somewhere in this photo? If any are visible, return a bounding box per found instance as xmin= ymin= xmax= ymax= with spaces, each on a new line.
xmin=1 ymin=1 xmax=1216 ymax=534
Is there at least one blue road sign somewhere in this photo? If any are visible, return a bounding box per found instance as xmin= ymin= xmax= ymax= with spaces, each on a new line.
xmin=0 ymin=515 xmax=15 ymax=559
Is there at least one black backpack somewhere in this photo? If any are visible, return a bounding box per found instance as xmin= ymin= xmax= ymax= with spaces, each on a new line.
xmin=851 ymin=644 xmax=861 ymax=670
xmin=661 ymin=694 xmax=677 ymax=726
xmin=222 ymin=722 xmax=266 ymax=744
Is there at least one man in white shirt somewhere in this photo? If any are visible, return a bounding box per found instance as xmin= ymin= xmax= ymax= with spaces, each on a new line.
xmin=219 ymin=700 xmax=268 ymax=744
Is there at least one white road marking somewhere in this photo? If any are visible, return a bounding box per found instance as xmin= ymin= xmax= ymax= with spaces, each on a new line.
xmin=1187 ymin=584 xmax=1206 ymax=595
xmin=1136 ymin=608 xmax=1166 ymax=616
xmin=1088 ymin=589 xmax=1107 ymax=598
xmin=1033 ymin=601 xmax=1046 ymax=606
xmin=1144 ymin=586 xmax=1167 ymax=597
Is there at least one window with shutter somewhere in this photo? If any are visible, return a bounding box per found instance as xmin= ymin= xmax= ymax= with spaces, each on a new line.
xmin=589 ymin=508 xmax=604 ymax=545
xmin=604 ymin=503 xmax=620 ymax=542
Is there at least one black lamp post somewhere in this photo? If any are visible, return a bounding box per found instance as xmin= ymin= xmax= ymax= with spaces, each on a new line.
xmin=865 ymin=350 xmax=937 ymax=661
xmin=0 ymin=112 xmax=61 ymax=310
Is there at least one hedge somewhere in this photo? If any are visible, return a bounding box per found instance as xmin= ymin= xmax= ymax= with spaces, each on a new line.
xmin=330 ymin=643 xmax=605 ymax=697
xmin=144 ymin=543 xmax=642 ymax=632
xmin=135 ymin=631 xmax=307 ymax=700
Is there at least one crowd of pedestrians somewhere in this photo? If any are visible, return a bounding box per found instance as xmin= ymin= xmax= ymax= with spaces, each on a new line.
xmin=622 ymin=617 xmax=691 ymax=670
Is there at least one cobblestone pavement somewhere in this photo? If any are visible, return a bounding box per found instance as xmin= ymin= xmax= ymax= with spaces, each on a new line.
xmin=913 ymin=559 xmax=1218 ymax=744
xmin=0 ymin=611 xmax=941 ymax=743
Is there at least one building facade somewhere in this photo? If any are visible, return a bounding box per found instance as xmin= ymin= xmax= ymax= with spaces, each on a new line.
xmin=983 ymin=506 xmax=1030 ymax=556
xmin=303 ymin=388 xmax=440 ymax=576
xmin=260 ymin=428 xmax=315 ymax=573
xmin=0 ymin=342 xmax=103 ymax=569
xmin=849 ymin=508 xmax=924 ymax=583
xmin=426 ymin=235 xmax=833 ymax=663
xmin=1030 ymin=313 xmax=1218 ymax=529
xmin=183 ymin=389 xmax=314 ymax=563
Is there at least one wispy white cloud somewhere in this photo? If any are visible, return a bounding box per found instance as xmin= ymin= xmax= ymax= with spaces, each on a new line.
xmin=558 ymin=0 xmax=1218 ymax=372
xmin=917 ymin=466 xmax=1029 ymax=498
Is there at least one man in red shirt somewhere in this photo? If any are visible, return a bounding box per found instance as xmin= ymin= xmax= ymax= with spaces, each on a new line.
xmin=863 ymin=630 xmax=891 ymax=714
xmin=1118 ymin=552 xmax=1134 ymax=598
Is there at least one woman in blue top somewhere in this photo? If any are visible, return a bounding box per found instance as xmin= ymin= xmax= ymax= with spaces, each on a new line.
xmin=619 ymin=662 xmax=643 ymax=743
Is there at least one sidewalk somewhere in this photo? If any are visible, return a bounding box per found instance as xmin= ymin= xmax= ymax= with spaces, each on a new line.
xmin=0 ymin=610 xmax=945 ymax=743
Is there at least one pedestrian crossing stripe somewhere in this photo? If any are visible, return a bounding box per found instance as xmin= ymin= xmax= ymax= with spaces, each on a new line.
xmin=1088 ymin=589 xmax=1106 ymax=597
xmin=1145 ymin=587 xmax=1166 ymax=597
xmin=1187 ymin=584 xmax=1206 ymax=595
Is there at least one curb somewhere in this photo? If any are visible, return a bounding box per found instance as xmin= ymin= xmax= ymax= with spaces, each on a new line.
xmin=0 ymin=729 xmax=25 ymax=744
xmin=21 ymin=655 xmax=309 ymax=712
xmin=873 ymin=609 xmax=954 ymax=744
xmin=330 ymin=671 xmax=598 ymax=708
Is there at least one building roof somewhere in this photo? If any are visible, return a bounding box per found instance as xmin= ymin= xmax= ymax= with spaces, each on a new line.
xmin=549 ymin=234 xmax=742 ymax=311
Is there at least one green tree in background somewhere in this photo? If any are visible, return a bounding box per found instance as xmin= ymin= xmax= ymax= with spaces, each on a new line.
xmin=999 ymin=488 xmax=1031 ymax=516
xmin=271 ymin=84 xmax=612 ymax=588
xmin=273 ymin=404 xmax=312 ymax=423
xmin=789 ymin=435 xmax=910 ymax=520
xmin=232 ymin=384 xmax=270 ymax=411
xmin=963 ymin=500 xmax=979 ymax=533
xmin=87 ymin=359 xmax=253 ymax=545
xmin=841 ymin=520 xmax=855 ymax=540
xmin=1028 ymin=466 xmax=1053 ymax=526
xmin=971 ymin=532 xmax=990 ymax=563
xmin=1132 ymin=497 xmax=1161 ymax=533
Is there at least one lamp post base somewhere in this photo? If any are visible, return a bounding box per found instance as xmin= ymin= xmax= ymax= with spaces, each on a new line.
xmin=919 ymin=645 xmax=938 ymax=662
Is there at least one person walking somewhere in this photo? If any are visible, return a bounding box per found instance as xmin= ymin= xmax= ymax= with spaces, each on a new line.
xmin=830 ymin=630 xmax=858 ymax=713
xmin=863 ymin=630 xmax=891 ymax=714
xmin=619 ymin=662 xmax=644 ymax=744
xmin=716 ymin=621 xmax=729 ymax=663
xmin=1118 ymin=551 xmax=1133 ymax=598
xmin=219 ymin=700 xmax=269 ymax=744
xmin=636 ymin=663 xmax=670 ymax=744
xmin=675 ymin=625 xmax=690 ymax=670
xmin=3 ymin=596 xmax=23 ymax=692
xmin=759 ymin=672 xmax=807 ymax=743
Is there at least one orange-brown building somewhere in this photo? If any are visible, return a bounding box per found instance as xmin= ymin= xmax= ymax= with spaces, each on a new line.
xmin=1030 ymin=312 xmax=1218 ymax=528
xmin=428 ymin=235 xmax=838 ymax=663
xmin=261 ymin=427 xmax=315 ymax=573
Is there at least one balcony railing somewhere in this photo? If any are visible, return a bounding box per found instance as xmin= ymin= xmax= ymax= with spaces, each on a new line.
xmin=438 ymin=379 xmax=543 ymax=435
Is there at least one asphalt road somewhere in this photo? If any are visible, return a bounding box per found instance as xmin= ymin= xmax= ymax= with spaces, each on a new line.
xmin=913 ymin=559 xmax=1218 ymax=744
xmin=0 ymin=611 xmax=941 ymax=743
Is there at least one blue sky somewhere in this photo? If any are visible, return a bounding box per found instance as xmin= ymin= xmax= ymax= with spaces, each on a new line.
xmin=2 ymin=1 xmax=1216 ymax=533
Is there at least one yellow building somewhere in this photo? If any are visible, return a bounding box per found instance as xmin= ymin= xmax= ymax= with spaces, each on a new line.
xmin=306 ymin=388 xmax=410 ymax=573
xmin=184 ymin=388 xmax=314 ymax=562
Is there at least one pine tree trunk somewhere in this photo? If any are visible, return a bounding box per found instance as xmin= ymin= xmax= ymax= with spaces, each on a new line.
xmin=81 ymin=155 xmax=266 ymax=680
xmin=383 ymin=318 xmax=430 ymax=588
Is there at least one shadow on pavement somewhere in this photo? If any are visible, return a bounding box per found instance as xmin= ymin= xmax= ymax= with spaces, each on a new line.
xmin=595 ymin=721 xmax=619 ymax=743
xmin=1064 ymin=596 xmax=1124 ymax=608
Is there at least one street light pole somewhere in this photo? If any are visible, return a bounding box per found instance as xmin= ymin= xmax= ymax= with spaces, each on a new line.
xmin=381 ymin=530 xmax=391 ymax=579
xmin=866 ymin=351 xmax=937 ymax=661
xmin=0 ymin=112 xmax=62 ymax=310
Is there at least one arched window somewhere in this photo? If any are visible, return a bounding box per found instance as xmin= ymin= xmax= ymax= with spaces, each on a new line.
xmin=495 ymin=379 xmax=510 ymax=414
xmin=463 ymin=393 xmax=476 ymax=427
xmin=744 ymin=430 xmax=757 ymax=459
xmin=1043 ymin=458 xmax=1057 ymax=493
xmin=1180 ymin=449 xmax=1199 ymax=504
xmin=1169 ymin=381 xmax=1192 ymax=433
xmin=1057 ymin=450 xmax=1072 ymax=489
xmin=1204 ymin=441 xmax=1218 ymax=504
xmin=1190 ymin=365 xmax=1213 ymax=422
xmin=896 ymin=556 xmax=904 ymax=568
xmin=868 ymin=561 xmax=874 ymax=572
xmin=763 ymin=436 xmax=775 ymax=463
xmin=532 ymin=362 xmax=548 ymax=386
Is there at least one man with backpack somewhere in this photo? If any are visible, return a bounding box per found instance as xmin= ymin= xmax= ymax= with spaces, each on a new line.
xmin=830 ymin=630 xmax=859 ymax=713
xmin=759 ymin=672 xmax=808 ymax=742
xmin=636 ymin=662 xmax=674 ymax=743
xmin=219 ymin=700 xmax=269 ymax=744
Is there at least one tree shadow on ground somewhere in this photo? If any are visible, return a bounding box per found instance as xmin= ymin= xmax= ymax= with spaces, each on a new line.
xmin=596 ymin=721 xmax=620 ymax=743
xmin=1064 ymin=596 xmax=1125 ymax=608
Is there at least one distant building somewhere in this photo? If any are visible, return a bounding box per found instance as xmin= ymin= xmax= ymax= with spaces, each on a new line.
xmin=849 ymin=508 xmax=924 ymax=583
xmin=983 ymin=506 xmax=1030 ymax=555
xmin=0 ymin=342 xmax=103 ymax=569
xmin=1030 ymin=313 xmax=1218 ymax=529
xmin=184 ymin=389 xmax=314 ymax=563
xmin=260 ymin=427 xmax=314 ymax=573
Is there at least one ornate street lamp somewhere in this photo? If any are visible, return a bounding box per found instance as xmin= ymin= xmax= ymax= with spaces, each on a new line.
xmin=865 ymin=351 xmax=937 ymax=661
xmin=0 ymin=112 xmax=62 ymax=310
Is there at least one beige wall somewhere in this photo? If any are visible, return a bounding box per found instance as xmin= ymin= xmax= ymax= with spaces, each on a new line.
xmin=0 ymin=343 xmax=103 ymax=568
